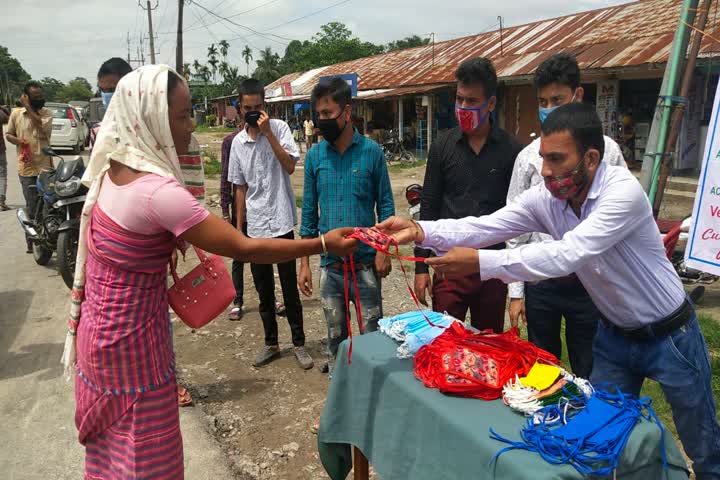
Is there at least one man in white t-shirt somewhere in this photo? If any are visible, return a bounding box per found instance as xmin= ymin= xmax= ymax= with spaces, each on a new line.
xmin=303 ymin=115 xmax=314 ymax=152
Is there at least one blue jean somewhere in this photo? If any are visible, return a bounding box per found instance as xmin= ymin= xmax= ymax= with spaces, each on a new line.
xmin=591 ymin=313 xmax=720 ymax=479
xmin=320 ymin=265 xmax=383 ymax=366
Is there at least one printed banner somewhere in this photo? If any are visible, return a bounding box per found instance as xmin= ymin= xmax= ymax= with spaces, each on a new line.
xmin=685 ymin=79 xmax=720 ymax=275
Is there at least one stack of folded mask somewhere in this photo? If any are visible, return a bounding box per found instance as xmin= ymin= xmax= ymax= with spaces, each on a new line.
xmin=378 ymin=310 xmax=457 ymax=359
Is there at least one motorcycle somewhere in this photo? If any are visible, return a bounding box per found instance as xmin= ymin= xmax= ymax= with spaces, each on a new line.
xmin=17 ymin=147 xmax=88 ymax=289
xmin=406 ymin=183 xmax=423 ymax=220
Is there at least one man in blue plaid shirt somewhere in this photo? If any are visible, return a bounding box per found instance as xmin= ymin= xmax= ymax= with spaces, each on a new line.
xmin=298 ymin=77 xmax=395 ymax=374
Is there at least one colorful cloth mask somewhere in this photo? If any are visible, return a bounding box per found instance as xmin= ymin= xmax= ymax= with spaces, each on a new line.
xmin=543 ymin=156 xmax=589 ymax=200
xmin=455 ymin=99 xmax=490 ymax=133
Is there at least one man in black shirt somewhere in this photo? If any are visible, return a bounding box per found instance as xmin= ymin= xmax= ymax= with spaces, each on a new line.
xmin=414 ymin=57 xmax=522 ymax=332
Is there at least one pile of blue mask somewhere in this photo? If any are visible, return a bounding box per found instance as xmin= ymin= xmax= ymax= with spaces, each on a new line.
xmin=378 ymin=310 xmax=457 ymax=359
xmin=489 ymin=387 xmax=667 ymax=477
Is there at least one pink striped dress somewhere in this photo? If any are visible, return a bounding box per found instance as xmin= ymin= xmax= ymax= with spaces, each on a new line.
xmin=75 ymin=173 xmax=208 ymax=480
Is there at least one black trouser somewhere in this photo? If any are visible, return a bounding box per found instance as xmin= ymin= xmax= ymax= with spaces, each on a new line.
xmin=230 ymin=208 xmax=247 ymax=306
xmin=524 ymin=278 xmax=599 ymax=378
xmin=250 ymin=230 xmax=305 ymax=347
xmin=19 ymin=175 xmax=38 ymax=249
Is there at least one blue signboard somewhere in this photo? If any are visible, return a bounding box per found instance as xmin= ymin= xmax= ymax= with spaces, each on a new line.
xmin=319 ymin=73 xmax=358 ymax=97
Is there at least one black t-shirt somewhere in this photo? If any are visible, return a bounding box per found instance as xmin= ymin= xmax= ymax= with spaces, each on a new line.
xmin=415 ymin=125 xmax=523 ymax=274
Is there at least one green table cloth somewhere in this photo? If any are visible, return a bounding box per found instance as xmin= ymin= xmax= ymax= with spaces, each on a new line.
xmin=318 ymin=332 xmax=689 ymax=480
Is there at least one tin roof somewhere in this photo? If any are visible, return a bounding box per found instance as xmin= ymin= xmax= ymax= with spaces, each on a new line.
xmin=267 ymin=0 xmax=720 ymax=97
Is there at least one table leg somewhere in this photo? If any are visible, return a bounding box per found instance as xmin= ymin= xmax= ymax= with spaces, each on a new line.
xmin=353 ymin=446 xmax=369 ymax=480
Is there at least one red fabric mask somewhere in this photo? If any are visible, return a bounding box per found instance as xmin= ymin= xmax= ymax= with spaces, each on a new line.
xmin=543 ymin=156 xmax=589 ymax=200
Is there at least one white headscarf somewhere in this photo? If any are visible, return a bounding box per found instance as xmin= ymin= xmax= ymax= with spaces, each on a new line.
xmin=62 ymin=64 xmax=186 ymax=377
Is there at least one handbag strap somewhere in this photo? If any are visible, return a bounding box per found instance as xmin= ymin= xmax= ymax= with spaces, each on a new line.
xmin=169 ymin=245 xmax=211 ymax=287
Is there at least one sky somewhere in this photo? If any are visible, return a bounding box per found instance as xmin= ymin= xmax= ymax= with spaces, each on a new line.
xmin=0 ymin=0 xmax=635 ymax=85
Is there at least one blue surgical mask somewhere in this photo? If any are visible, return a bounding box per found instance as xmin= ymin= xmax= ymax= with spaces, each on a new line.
xmin=101 ymin=91 xmax=114 ymax=109
xmin=538 ymin=90 xmax=577 ymax=124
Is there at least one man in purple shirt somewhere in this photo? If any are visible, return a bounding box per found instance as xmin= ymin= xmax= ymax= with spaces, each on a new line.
xmin=221 ymin=108 xmax=246 ymax=319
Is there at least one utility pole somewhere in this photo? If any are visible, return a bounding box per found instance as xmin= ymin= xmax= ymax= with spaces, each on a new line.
xmin=139 ymin=0 xmax=159 ymax=64
xmin=127 ymin=31 xmax=132 ymax=63
xmin=176 ymin=0 xmax=184 ymax=74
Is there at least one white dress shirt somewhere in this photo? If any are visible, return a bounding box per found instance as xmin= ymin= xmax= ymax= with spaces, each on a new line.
xmin=228 ymin=119 xmax=299 ymax=238
xmin=419 ymin=162 xmax=685 ymax=329
xmin=505 ymin=135 xmax=627 ymax=298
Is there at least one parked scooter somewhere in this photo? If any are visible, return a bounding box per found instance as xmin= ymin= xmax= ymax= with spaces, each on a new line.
xmin=17 ymin=147 xmax=88 ymax=289
xmin=406 ymin=183 xmax=423 ymax=220
xmin=660 ymin=216 xmax=717 ymax=304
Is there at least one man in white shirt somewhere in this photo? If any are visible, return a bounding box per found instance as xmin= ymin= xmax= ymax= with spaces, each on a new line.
xmin=505 ymin=53 xmax=627 ymax=378
xmin=303 ymin=115 xmax=314 ymax=152
xmin=378 ymin=103 xmax=720 ymax=479
xmin=229 ymin=78 xmax=312 ymax=370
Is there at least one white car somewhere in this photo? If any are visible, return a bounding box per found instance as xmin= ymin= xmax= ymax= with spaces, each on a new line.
xmin=47 ymin=102 xmax=86 ymax=153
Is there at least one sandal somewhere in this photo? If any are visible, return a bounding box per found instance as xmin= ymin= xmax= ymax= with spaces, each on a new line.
xmin=229 ymin=306 xmax=244 ymax=321
xmin=178 ymin=385 xmax=193 ymax=407
xmin=311 ymin=416 xmax=320 ymax=435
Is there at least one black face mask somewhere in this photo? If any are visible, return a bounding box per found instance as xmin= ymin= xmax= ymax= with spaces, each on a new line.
xmin=317 ymin=111 xmax=347 ymax=144
xmin=244 ymin=110 xmax=261 ymax=128
xmin=30 ymin=98 xmax=46 ymax=111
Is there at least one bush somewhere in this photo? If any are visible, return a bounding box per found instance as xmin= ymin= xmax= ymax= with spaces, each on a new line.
xmin=206 ymin=114 xmax=217 ymax=126
xmin=203 ymin=149 xmax=221 ymax=176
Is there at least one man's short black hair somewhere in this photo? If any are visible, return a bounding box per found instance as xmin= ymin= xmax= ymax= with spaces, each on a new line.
xmin=239 ymin=78 xmax=265 ymax=102
xmin=311 ymin=77 xmax=352 ymax=109
xmin=534 ymin=53 xmax=581 ymax=90
xmin=541 ymin=103 xmax=604 ymax=159
xmin=23 ymin=81 xmax=43 ymax=95
xmin=97 ymin=57 xmax=133 ymax=79
xmin=454 ymin=57 xmax=497 ymax=97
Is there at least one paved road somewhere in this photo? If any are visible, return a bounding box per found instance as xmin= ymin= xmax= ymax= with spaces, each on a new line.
xmin=0 ymin=140 xmax=233 ymax=479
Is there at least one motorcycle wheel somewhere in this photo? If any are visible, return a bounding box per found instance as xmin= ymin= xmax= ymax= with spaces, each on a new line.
xmin=399 ymin=151 xmax=414 ymax=164
xmin=33 ymin=243 xmax=53 ymax=266
xmin=57 ymin=230 xmax=79 ymax=290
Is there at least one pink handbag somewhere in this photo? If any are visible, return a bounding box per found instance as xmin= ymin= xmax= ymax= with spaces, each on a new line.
xmin=168 ymin=246 xmax=235 ymax=329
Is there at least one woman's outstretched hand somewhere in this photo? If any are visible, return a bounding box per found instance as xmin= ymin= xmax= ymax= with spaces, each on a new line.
xmin=375 ymin=216 xmax=424 ymax=245
xmin=323 ymin=228 xmax=359 ymax=257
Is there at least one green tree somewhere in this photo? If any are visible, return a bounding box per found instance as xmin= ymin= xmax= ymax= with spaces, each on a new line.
xmin=385 ymin=35 xmax=430 ymax=52
xmin=70 ymin=77 xmax=92 ymax=92
xmin=192 ymin=59 xmax=204 ymax=81
xmin=0 ymin=45 xmax=31 ymax=104
xmin=242 ymin=45 xmax=253 ymax=76
xmin=182 ymin=62 xmax=192 ymax=81
xmin=252 ymin=47 xmax=281 ymax=85
xmin=278 ymin=22 xmax=383 ymax=74
xmin=40 ymin=77 xmax=66 ymax=102
xmin=207 ymin=43 xmax=219 ymax=84
xmin=59 ymin=78 xmax=93 ymax=103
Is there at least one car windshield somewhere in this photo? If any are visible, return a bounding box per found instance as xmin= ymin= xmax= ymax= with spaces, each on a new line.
xmin=48 ymin=106 xmax=69 ymax=119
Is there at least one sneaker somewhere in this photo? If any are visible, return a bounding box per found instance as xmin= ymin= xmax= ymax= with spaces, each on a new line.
xmin=253 ymin=345 xmax=280 ymax=367
xmin=294 ymin=346 xmax=314 ymax=370
xmin=229 ymin=305 xmax=244 ymax=321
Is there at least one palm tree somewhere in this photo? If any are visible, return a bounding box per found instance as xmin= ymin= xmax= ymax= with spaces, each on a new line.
xmin=253 ymin=47 xmax=281 ymax=85
xmin=182 ymin=63 xmax=192 ymax=81
xmin=192 ymin=59 xmax=203 ymax=81
xmin=200 ymin=65 xmax=211 ymax=84
xmin=242 ymin=45 xmax=253 ymax=76
xmin=207 ymin=43 xmax=218 ymax=59
xmin=218 ymin=40 xmax=230 ymax=60
xmin=208 ymin=57 xmax=220 ymax=84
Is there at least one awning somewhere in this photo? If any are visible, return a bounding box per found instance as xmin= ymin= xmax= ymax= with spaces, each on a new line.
xmin=359 ymin=84 xmax=450 ymax=101
xmin=266 ymin=94 xmax=311 ymax=103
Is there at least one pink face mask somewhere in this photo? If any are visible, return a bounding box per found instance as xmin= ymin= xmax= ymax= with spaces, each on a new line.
xmin=543 ymin=157 xmax=589 ymax=200
xmin=455 ymin=99 xmax=490 ymax=133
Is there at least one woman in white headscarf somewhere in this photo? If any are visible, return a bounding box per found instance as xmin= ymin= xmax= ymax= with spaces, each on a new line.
xmin=65 ymin=65 xmax=355 ymax=479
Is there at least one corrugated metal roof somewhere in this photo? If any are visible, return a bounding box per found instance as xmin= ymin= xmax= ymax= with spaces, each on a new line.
xmin=267 ymin=0 xmax=720 ymax=96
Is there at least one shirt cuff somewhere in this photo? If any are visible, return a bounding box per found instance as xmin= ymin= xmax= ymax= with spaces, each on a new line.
xmin=478 ymin=249 xmax=505 ymax=282
xmin=417 ymin=221 xmax=439 ymax=251
xmin=508 ymin=282 xmax=525 ymax=299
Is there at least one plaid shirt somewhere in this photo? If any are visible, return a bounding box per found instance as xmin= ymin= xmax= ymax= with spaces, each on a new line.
xmin=300 ymin=130 xmax=395 ymax=266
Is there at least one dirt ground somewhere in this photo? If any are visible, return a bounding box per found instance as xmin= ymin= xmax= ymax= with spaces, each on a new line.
xmin=174 ymin=131 xmax=425 ymax=480
xmin=180 ymin=131 xmax=714 ymax=479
